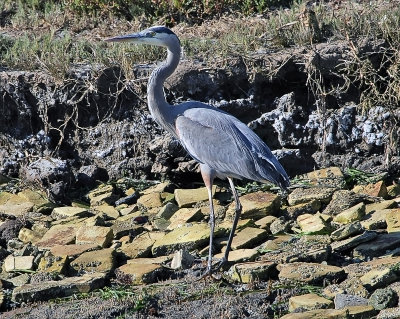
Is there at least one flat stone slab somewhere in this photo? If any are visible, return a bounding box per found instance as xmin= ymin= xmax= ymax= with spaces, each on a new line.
xmin=214 ymin=248 xmax=259 ymax=265
xmin=297 ymin=213 xmax=330 ymax=234
xmin=323 ymin=190 xmax=366 ymax=216
xmin=35 ymin=224 xmax=78 ymax=249
xmin=0 ymin=192 xmax=34 ymax=217
xmin=231 ymin=227 xmax=268 ymax=250
xmin=174 ymin=187 xmax=215 ymax=208
xmin=228 ymin=260 xmax=276 ymax=283
xmin=306 ymin=167 xmax=345 ymax=187
xmin=289 ymin=293 xmax=333 ymax=312
xmin=93 ymin=204 xmax=120 ymax=220
xmin=76 ymin=225 xmax=113 ymax=248
xmin=353 ymin=232 xmax=400 ymax=260
xmin=386 ymin=209 xmax=400 ymax=233
xmin=331 ymin=231 xmax=377 ymax=252
xmin=119 ymin=231 xmax=165 ymax=258
xmin=70 ymin=248 xmax=115 ymax=274
xmin=278 ymin=262 xmax=345 ymax=285
xmin=17 ymin=189 xmax=55 ymax=213
xmin=115 ymin=262 xmax=165 ymax=285
xmin=344 ymin=256 xmax=400 ymax=279
xmin=167 ymin=208 xmax=204 ymax=230
xmin=286 ymin=200 xmax=321 ymax=219
xmin=361 ymin=208 xmax=393 ymax=230
xmin=365 ymin=200 xmax=397 ymax=214
xmin=353 ymin=180 xmax=387 ymax=198
xmin=227 ymin=191 xmax=281 ymax=220
xmin=152 ymin=223 xmax=217 ymax=256
xmin=12 ymin=272 xmax=106 ymax=303
xmin=360 ymin=267 xmax=399 ymax=290
xmin=50 ymin=243 xmax=100 ymax=257
xmin=4 ymin=255 xmax=35 ymax=272
xmin=137 ymin=192 xmax=163 ymax=209
xmin=333 ymin=202 xmax=365 ymax=224
xmin=51 ymin=206 xmax=90 ymax=219
xmin=280 ymin=309 xmax=347 ymax=319
xmin=288 ymin=187 xmax=336 ymax=206
xmin=330 ymin=221 xmax=363 ymax=241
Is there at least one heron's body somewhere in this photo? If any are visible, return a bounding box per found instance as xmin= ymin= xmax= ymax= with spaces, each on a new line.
xmin=106 ymin=26 xmax=290 ymax=275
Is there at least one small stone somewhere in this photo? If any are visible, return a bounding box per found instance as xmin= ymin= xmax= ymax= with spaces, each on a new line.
xmin=278 ymin=262 xmax=345 ymax=285
xmin=228 ymin=261 xmax=276 ymax=283
xmin=361 ymin=208 xmax=392 ymax=230
xmin=323 ymin=190 xmax=366 ymax=216
xmin=4 ymin=255 xmax=35 ymax=272
xmin=345 ymin=305 xmax=378 ymax=319
xmin=288 ymin=187 xmax=336 ymax=206
xmin=369 ymin=288 xmax=398 ymax=310
xmin=119 ymin=205 xmax=138 ymax=216
xmin=289 ymin=293 xmax=333 ymax=312
xmin=18 ymin=228 xmax=43 ymax=244
xmin=137 ymin=192 xmax=163 ymax=209
xmin=12 ymin=272 xmax=105 ymax=303
xmin=377 ymin=307 xmax=400 ymax=319
xmin=269 ymin=217 xmax=291 ymax=235
xmin=93 ymin=204 xmax=120 ymax=220
xmin=167 ymin=208 xmax=204 ymax=230
xmin=297 ymin=213 xmax=330 ymax=234
xmin=38 ymin=255 xmax=68 ymax=275
xmin=331 ymin=231 xmax=377 ymax=252
xmin=17 ymin=189 xmax=55 ymax=214
xmin=111 ymin=219 xmax=145 ymax=239
xmin=70 ymin=248 xmax=115 ymax=274
xmin=231 ymin=227 xmax=269 ymax=250
xmin=306 ymin=167 xmax=345 ymax=187
xmin=88 ymin=184 xmax=117 ymax=206
xmin=76 ymin=225 xmax=113 ymax=248
xmin=170 ymin=249 xmax=195 ymax=269
xmin=174 ymin=187 xmax=215 ymax=208
xmin=119 ymin=231 xmax=165 ymax=258
xmin=334 ymin=293 xmax=368 ymax=309
xmin=156 ymin=202 xmax=179 ymax=220
xmin=333 ymin=202 xmax=365 ymax=224
xmin=353 ymin=181 xmax=388 ymax=198
xmin=322 ymin=285 xmax=345 ymax=299
xmin=286 ymin=200 xmax=321 ymax=219
xmin=35 ymin=224 xmax=78 ymax=249
xmin=115 ymin=262 xmax=165 ymax=285
xmin=51 ymin=206 xmax=91 ymax=220
xmin=338 ymin=277 xmax=369 ymax=299
xmin=387 ymin=184 xmax=400 ymax=197
xmin=255 ymin=215 xmax=278 ymax=231
xmin=0 ymin=192 xmax=34 ymax=217
xmin=214 ymin=248 xmax=259 ymax=265
xmin=279 ymin=309 xmax=347 ymax=319
xmin=8 ymin=273 xmax=31 ymax=287
xmin=360 ymin=267 xmax=399 ymax=290
xmin=226 ymin=191 xmax=281 ymax=220
xmin=386 ymin=209 xmax=400 ymax=233
xmin=330 ymin=221 xmax=363 ymax=241
xmin=365 ymin=200 xmax=397 ymax=214
xmin=353 ymin=232 xmax=400 ymax=260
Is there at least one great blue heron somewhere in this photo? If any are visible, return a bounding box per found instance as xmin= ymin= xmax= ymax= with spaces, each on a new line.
xmin=106 ymin=26 xmax=290 ymax=276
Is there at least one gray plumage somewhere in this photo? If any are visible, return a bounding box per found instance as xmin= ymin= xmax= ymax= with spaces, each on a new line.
xmin=106 ymin=26 xmax=290 ymax=276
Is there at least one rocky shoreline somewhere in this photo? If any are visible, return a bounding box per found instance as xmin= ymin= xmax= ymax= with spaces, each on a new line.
xmin=0 ymin=166 xmax=400 ymax=318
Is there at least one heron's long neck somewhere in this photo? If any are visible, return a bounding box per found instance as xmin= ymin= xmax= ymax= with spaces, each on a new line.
xmin=147 ymin=45 xmax=180 ymax=134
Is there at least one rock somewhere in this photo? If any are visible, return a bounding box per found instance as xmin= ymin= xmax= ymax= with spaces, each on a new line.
xmin=279 ymin=309 xmax=347 ymax=319
xmin=4 ymin=255 xmax=35 ymax=272
xmin=361 ymin=208 xmax=392 ymax=230
xmin=17 ymin=189 xmax=55 ymax=214
xmin=152 ymin=223 xmax=217 ymax=256
xmin=18 ymin=228 xmax=43 ymax=244
xmin=115 ymin=262 xmax=165 ymax=285
xmin=70 ymin=248 xmax=115 ymax=275
xmin=360 ymin=267 xmax=399 ymax=290
xmin=76 ymin=225 xmax=113 ymax=248
xmin=377 ymin=307 xmax=400 ymax=319
xmin=353 ymin=232 xmax=400 ymax=260
xmin=344 ymin=256 xmax=400 ymax=279
xmin=385 ymin=209 xmax=400 ymax=233
xmin=142 ymin=182 xmax=174 ymax=195
xmin=170 ymin=249 xmax=195 ymax=269
xmin=324 ymin=190 xmax=367 ymax=216
xmin=387 ymin=184 xmax=400 ymax=197
xmin=0 ymin=219 xmax=25 ymax=245
xmin=269 ymin=217 xmax=291 ymax=234
xmin=226 ymin=191 xmax=281 ymax=220
xmin=38 ymin=255 xmax=68 ymax=275
xmin=0 ymin=192 xmax=34 ymax=217
xmin=353 ymin=181 xmax=388 ymax=198
xmin=337 ymin=277 xmax=369 ymax=299
xmin=76 ymin=164 xmax=108 ymax=188
xmin=12 ymin=272 xmax=105 ymax=303
xmin=8 ymin=273 xmax=31 ymax=287
xmin=288 ymin=187 xmax=336 ymax=206
xmin=330 ymin=231 xmax=377 ymax=252
xmin=255 ymin=215 xmax=278 ymax=231
xmin=167 ymin=208 xmax=204 ymax=230
xmin=333 ymin=202 xmax=365 ymax=224
xmin=278 ymin=262 xmax=345 ymax=285
xmin=174 ymin=187 xmax=215 ymax=208
xmin=51 ymin=206 xmax=91 ymax=219
xmin=50 ymin=243 xmax=100 ymax=257
xmin=88 ymin=184 xmax=118 ymax=206
xmin=334 ymin=293 xmax=368 ymax=309
xmin=306 ymin=167 xmax=345 ymax=188
xmin=92 ymin=204 xmax=120 ymax=220
xmin=35 ymin=224 xmax=78 ymax=249
xmin=365 ymin=200 xmax=397 ymax=214
xmin=228 ymin=261 xmax=276 ymax=283
xmin=286 ymin=200 xmax=321 ymax=219
xmin=119 ymin=231 xmax=165 ymax=258
xmin=137 ymin=192 xmax=163 ymax=209
xmin=297 ymin=213 xmax=330 ymax=234
xmin=330 ymin=221 xmax=363 ymax=241
xmin=368 ymin=288 xmax=398 ymax=310
xmin=289 ymin=293 xmax=333 ymax=312
xmin=214 ymin=248 xmax=259 ymax=265
xmin=111 ymin=219 xmax=145 ymax=239
xmin=231 ymin=227 xmax=269 ymax=250
xmin=156 ymin=202 xmax=179 ymax=220
xmin=345 ymin=305 xmax=378 ymax=318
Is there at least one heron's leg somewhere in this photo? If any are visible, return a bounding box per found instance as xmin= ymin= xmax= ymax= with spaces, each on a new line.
xmin=216 ymin=177 xmax=242 ymax=271
xmin=200 ymin=165 xmax=216 ymax=275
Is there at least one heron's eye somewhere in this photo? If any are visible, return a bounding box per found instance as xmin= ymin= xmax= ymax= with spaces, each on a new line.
xmin=148 ymin=31 xmax=156 ymax=37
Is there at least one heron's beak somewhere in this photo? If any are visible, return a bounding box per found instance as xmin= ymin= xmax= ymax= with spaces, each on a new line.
xmin=104 ymin=33 xmax=143 ymax=43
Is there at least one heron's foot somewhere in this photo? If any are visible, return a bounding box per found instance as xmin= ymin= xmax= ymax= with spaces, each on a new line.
xmin=214 ymin=257 xmax=227 ymax=272
xmin=197 ymin=257 xmax=227 ymax=281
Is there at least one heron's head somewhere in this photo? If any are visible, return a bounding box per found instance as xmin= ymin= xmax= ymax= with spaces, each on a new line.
xmin=105 ymin=26 xmax=180 ymax=48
